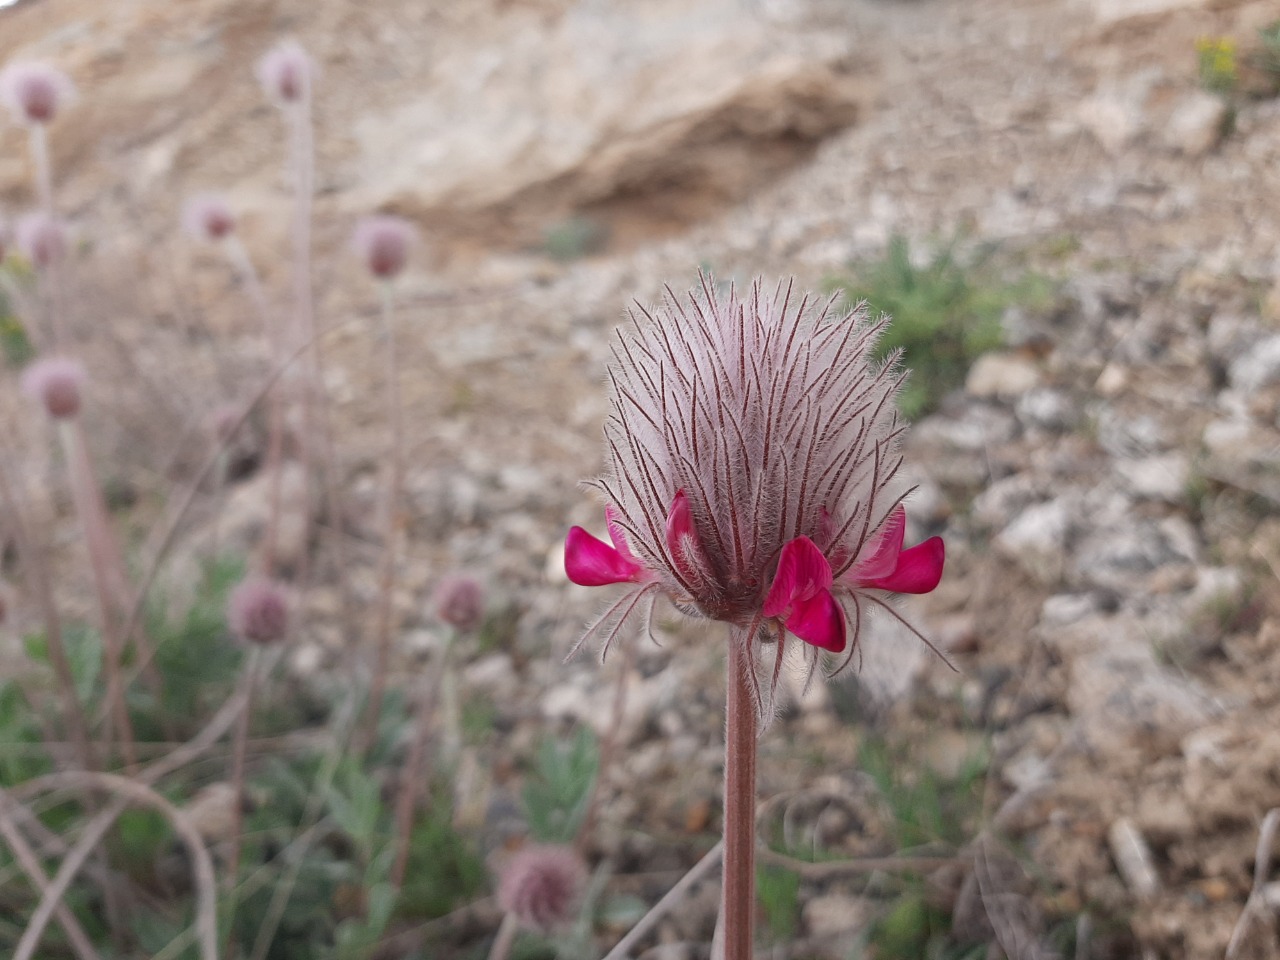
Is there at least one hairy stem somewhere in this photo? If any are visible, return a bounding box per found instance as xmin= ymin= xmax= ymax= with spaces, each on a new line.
xmin=362 ymin=282 xmax=405 ymax=751
xmin=721 ymin=631 xmax=758 ymax=960
xmin=58 ymin=421 xmax=137 ymax=767
xmin=29 ymin=123 xmax=53 ymax=213
xmin=223 ymin=235 xmax=287 ymax=574
xmin=390 ymin=632 xmax=449 ymax=888
xmin=221 ymin=646 xmax=265 ymax=953
xmin=485 ymin=913 xmax=520 ymax=960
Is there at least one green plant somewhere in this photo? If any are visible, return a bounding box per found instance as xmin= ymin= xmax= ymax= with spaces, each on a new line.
xmin=756 ymin=864 xmax=800 ymax=942
xmin=826 ymin=236 xmax=1046 ymax=418
xmin=1197 ymin=36 xmax=1239 ymax=95
xmin=521 ymin=727 xmax=600 ymax=844
xmin=858 ymin=734 xmax=987 ymax=850
xmin=542 ymin=216 xmax=606 ymax=262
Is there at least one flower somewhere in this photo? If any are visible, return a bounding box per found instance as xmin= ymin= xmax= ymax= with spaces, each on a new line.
xmin=22 ymin=357 xmax=86 ymax=419
xmin=497 ymin=844 xmax=586 ymax=932
xmin=182 ymin=193 xmax=236 ymax=242
xmin=0 ymin=62 xmax=74 ymax=125
xmin=227 ymin=578 xmax=290 ymax=645
xmin=15 ymin=212 xmax=67 ymax=269
xmin=352 ymin=215 xmax=415 ymax=280
xmin=433 ymin=574 xmax=485 ymax=633
xmin=256 ymin=40 xmax=313 ymax=106
xmin=564 ymin=275 xmax=944 ymax=685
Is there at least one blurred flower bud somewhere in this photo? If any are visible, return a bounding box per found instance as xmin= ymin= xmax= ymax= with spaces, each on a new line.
xmin=497 ymin=844 xmax=586 ymax=932
xmin=22 ymin=357 xmax=85 ymax=419
xmin=256 ymin=41 xmax=313 ymax=106
xmin=434 ymin=574 xmax=485 ymax=633
xmin=227 ymin=578 xmax=290 ymax=645
xmin=352 ymin=215 xmax=415 ymax=280
xmin=16 ymin=212 xmax=67 ymax=269
xmin=0 ymin=62 xmax=74 ymax=125
xmin=183 ymin=193 xmax=236 ymax=242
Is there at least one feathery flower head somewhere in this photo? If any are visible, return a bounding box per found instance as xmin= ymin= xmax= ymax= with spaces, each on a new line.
xmin=16 ymin=211 xmax=67 ymax=269
xmin=1 ymin=61 xmax=74 ymax=125
xmin=227 ymin=577 xmax=290 ymax=645
xmin=497 ymin=844 xmax=586 ymax=932
xmin=256 ymin=40 xmax=313 ymax=106
xmin=352 ymin=215 xmax=415 ymax=280
xmin=22 ymin=357 xmax=85 ymax=419
xmin=564 ymin=275 xmax=944 ymax=681
xmin=182 ymin=193 xmax=236 ymax=242
xmin=433 ymin=574 xmax=485 ymax=634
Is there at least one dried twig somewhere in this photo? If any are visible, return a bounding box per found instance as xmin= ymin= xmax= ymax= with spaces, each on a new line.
xmin=13 ymin=773 xmax=219 ymax=960
xmin=601 ymin=841 xmax=723 ymax=960
xmin=0 ymin=790 xmax=102 ymax=960
xmin=1225 ymin=808 xmax=1280 ymax=960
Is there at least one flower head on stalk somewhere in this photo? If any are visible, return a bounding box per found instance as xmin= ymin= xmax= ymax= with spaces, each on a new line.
xmin=564 ymin=275 xmax=945 ymax=712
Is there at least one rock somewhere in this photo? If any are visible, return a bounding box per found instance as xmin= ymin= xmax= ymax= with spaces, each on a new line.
xmin=965 ymin=352 xmax=1042 ymax=400
xmin=1016 ymin=388 xmax=1079 ymax=432
xmin=351 ymin=0 xmax=866 ymax=239
xmin=188 ymin=461 xmax=312 ymax=571
xmin=994 ymin=499 xmax=1071 ymax=583
xmin=1108 ymin=818 xmax=1160 ymax=901
xmin=1115 ymin=453 xmax=1189 ymax=502
xmin=1068 ymin=640 xmax=1220 ymax=760
xmin=1073 ymin=513 xmax=1198 ymax=590
xmin=1228 ymin=336 xmax=1280 ymax=392
xmin=1091 ymin=0 xmax=1211 ymax=25
xmin=1074 ymin=94 xmax=1140 ymax=155
xmin=803 ymin=892 xmax=874 ymax=938
xmin=1162 ymin=92 xmax=1227 ymax=157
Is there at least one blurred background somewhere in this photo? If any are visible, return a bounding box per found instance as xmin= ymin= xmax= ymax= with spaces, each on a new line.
xmin=2 ymin=0 xmax=1280 ymax=958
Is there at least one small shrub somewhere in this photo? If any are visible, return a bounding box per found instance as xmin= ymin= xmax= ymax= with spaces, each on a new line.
xmin=1197 ymin=36 xmax=1239 ymax=95
xmin=826 ymin=236 xmax=1047 ymax=418
xmin=522 ymin=726 xmax=600 ymax=844
xmin=542 ymin=216 xmax=606 ymax=262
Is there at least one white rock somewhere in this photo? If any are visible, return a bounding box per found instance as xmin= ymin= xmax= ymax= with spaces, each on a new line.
xmin=1074 ymin=95 xmax=1139 ymax=155
xmin=995 ymin=499 xmax=1071 ymax=583
xmin=1116 ymin=453 xmax=1189 ymax=502
xmin=804 ymin=892 xmax=874 ymax=938
xmin=965 ymin=352 xmax=1042 ymax=400
xmin=1163 ymin=91 xmax=1227 ymax=157
xmin=1228 ymin=335 xmax=1280 ymax=391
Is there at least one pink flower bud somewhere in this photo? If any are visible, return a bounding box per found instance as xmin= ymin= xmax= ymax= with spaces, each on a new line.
xmin=497 ymin=844 xmax=586 ymax=932
xmin=227 ymin=578 xmax=290 ymax=645
xmin=0 ymin=62 xmax=74 ymax=126
xmin=352 ymin=215 xmax=415 ymax=280
xmin=16 ymin=212 xmax=67 ymax=269
xmin=22 ymin=357 xmax=85 ymax=419
xmin=256 ymin=41 xmax=313 ymax=106
xmin=433 ymin=574 xmax=485 ymax=633
xmin=182 ymin=193 xmax=236 ymax=242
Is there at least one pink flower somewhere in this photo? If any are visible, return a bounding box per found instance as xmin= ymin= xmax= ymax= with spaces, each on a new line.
xmin=256 ymin=41 xmax=313 ymax=106
xmin=1 ymin=62 xmax=74 ymax=125
xmin=497 ymin=844 xmax=586 ymax=932
xmin=22 ymin=357 xmax=85 ymax=419
xmin=433 ymin=574 xmax=485 ymax=633
xmin=564 ymin=275 xmax=944 ymax=685
xmin=16 ymin=212 xmax=67 ymax=269
xmin=182 ymin=193 xmax=236 ymax=242
xmin=227 ymin=578 xmax=290 ymax=645
xmin=352 ymin=215 xmax=415 ymax=280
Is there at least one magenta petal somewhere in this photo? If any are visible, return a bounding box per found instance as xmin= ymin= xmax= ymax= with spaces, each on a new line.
xmin=785 ymin=588 xmax=847 ymax=653
xmin=763 ymin=536 xmax=833 ymax=618
xmin=851 ymin=507 xmax=906 ymax=581
xmin=663 ymin=490 xmax=695 ymax=555
xmin=565 ymin=526 xmax=643 ymax=586
xmin=863 ymin=536 xmax=945 ymax=594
